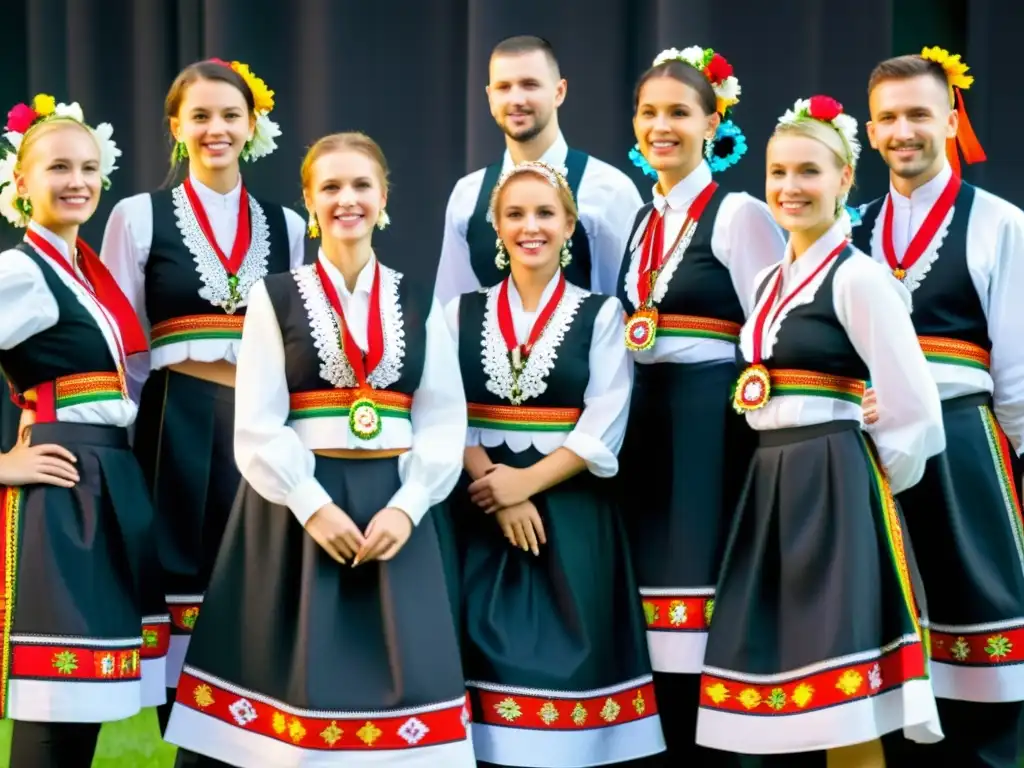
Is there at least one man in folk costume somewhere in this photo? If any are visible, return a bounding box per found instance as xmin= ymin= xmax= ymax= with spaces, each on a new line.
xmin=854 ymin=47 xmax=1024 ymax=768
xmin=434 ymin=35 xmax=643 ymax=303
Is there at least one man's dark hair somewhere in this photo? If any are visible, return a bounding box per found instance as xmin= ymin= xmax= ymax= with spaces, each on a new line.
xmin=868 ymin=54 xmax=950 ymax=100
xmin=490 ymin=35 xmax=560 ymax=77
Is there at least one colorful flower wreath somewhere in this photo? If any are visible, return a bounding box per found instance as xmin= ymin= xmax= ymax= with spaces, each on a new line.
xmin=777 ymin=95 xmax=862 ymax=167
xmin=488 ymin=160 xmax=572 ymax=223
xmin=0 ymin=94 xmax=121 ymax=227
xmin=630 ymin=46 xmax=747 ymax=178
xmin=918 ymin=45 xmax=985 ymax=175
xmin=206 ymin=58 xmax=281 ymax=162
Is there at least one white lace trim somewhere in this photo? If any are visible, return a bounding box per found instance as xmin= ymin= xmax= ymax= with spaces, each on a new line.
xmin=172 ymin=184 xmax=271 ymax=312
xmin=870 ymin=196 xmax=954 ymax=295
xmin=481 ymin=281 xmax=588 ymax=404
xmin=367 ymin=264 xmax=405 ymax=389
xmin=294 ymin=263 xmax=407 ymax=389
xmin=622 ymin=208 xmax=701 ymax=311
xmin=739 ymin=263 xmax=835 ymax=362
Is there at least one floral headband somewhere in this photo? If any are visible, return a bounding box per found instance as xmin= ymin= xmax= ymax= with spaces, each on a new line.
xmin=488 ymin=160 xmax=574 ymax=226
xmin=196 ymin=58 xmax=280 ymax=162
xmin=778 ymin=95 xmax=861 ymax=168
xmin=919 ymin=46 xmax=985 ymax=175
xmin=0 ymin=94 xmax=121 ymax=227
xmin=630 ymin=46 xmax=747 ymax=179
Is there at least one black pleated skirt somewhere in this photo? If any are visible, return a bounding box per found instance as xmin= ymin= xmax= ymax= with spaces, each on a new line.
xmin=696 ymin=420 xmax=941 ymax=754
xmin=453 ymin=444 xmax=665 ymax=767
xmin=164 ymin=453 xmax=475 ymax=767
xmin=620 ymin=360 xmax=754 ymax=674
xmin=0 ymin=422 xmax=168 ymax=723
xmin=134 ymin=368 xmax=239 ymax=688
xmin=898 ymin=393 xmax=1024 ymax=703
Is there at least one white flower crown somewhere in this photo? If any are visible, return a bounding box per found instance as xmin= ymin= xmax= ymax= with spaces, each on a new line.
xmin=487 ymin=160 xmax=572 ymax=225
xmin=0 ymin=97 xmax=121 ymax=227
xmin=777 ymin=96 xmax=861 ymax=167
xmin=652 ymin=46 xmax=741 ymax=114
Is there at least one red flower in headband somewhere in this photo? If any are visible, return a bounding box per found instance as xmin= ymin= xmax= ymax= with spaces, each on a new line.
xmin=6 ymin=103 xmax=38 ymax=134
xmin=703 ymin=53 xmax=733 ymax=85
xmin=808 ymin=96 xmax=843 ymax=123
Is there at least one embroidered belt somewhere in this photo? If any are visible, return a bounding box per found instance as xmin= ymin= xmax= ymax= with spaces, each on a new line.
xmin=641 ymin=594 xmax=715 ymax=631
xmin=657 ymin=314 xmax=741 ymax=344
xmin=151 ymin=314 xmax=245 ymax=348
xmin=288 ymin=389 xmax=413 ymax=421
xmin=470 ymin=680 xmax=658 ymax=729
xmin=178 ymin=671 xmax=468 ymax=749
xmin=764 ymin=369 xmax=866 ymax=405
xmin=918 ymin=336 xmax=990 ymax=371
xmin=0 ymin=487 xmax=21 ymax=716
xmin=20 ymin=371 xmax=124 ymax=423
xmin=467 ymin=403 xmax=581 ymax=432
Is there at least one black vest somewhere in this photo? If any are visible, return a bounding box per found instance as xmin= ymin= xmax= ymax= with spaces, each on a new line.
xmin=146 ymin=187 xmax=291 ymax=326
xmin=0 ymin=244 xmax=118 ymax=394
xmin=745 ymin=247 xmax=870 ymax=381
xmin=852 ymin=184 xmax=988 ymax=350
xmin=457 ymin=285 xmax=604 ymax=409
xmin=263 ymin=265 xmax=428 ymax=396
xmin=615 ymin=191 xmax=743 ymax=325
xmin=465 ymin=149 xmax=593 ymax=290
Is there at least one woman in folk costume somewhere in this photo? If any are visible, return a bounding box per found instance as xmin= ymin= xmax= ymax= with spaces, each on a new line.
xmin=618 ymin=45 xmax=785 ymax=761
xmin=694 ymin=96 xmax=945 ymax=765
xmin=0 ymin=96 xmax=167 ymax=766
xmin=99 ymin=58 xmax=305 ymax=725
xmin=164 ymin=132 xmax=474 ymax=767
xmin=445 ymin=160 xmax=664 ymax=767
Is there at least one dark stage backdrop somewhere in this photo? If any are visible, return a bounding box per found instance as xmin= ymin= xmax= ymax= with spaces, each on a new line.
xmin=0 ymin=0 xmax=1017 ymax=287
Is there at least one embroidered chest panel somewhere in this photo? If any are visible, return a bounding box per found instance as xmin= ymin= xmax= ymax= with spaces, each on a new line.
xmin=265 ymin=263 xmax=426 ymax=396
xmin=617 ymin=196 xmax=742 ymax=324
xmin=146 ymin=187 xmax=290 ymax=324
xmin=458 ymin=283 xmax=602 ymax=408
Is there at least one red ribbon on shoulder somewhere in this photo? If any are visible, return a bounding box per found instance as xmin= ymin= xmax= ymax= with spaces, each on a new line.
xmin=947 ymin=87 xmax=986 ymax=178
xmin=25 ymin=229 xmax=148 ymax=356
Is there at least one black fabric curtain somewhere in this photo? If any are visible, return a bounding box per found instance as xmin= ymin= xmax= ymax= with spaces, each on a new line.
xmin=0 ymin=0 xmax=1017 ymax=450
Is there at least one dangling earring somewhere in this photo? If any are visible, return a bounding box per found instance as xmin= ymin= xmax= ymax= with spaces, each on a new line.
xmin=307 ymin=211 xmax=320 ymax=239
xmin=703 ymin=136 xmax=715 ymax=161
xmin=559 ymin=239 xmax=573 ymax=269
xmin=494 ymin=238 xmax=509 ymax=270
xmin=376 ymin=209 xmax=391 ymax=230
xmin=173 ymin=140 xmax=189 ymax=163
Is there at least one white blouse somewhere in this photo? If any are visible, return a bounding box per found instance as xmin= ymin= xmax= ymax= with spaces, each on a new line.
xmin=434 ymin=131 xmax=644 ymax=303
xmin=860 ymin=162 xmax=1024 ymax=455
xmin=0 ymin=222 xmax=137 ymax=427
xmin=622 ymin=162 xmax=787 ymax=366
xmin=739 ymin=221 xmax=945 ymax=494
xmin=444 ymin=272 xmax=634 ymax=478
xmin=234 ymin=251 xmax=468 ymax=527
xmin=99 ymin=173 xmax=307 ymax=396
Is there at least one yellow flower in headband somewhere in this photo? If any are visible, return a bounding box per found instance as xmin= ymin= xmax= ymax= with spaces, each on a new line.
xmin=230 ymin=61 xmax=274 ymax=114
xmin=920 ymin=46 xmax=974 ymax=91
xmin=32 ymin=94 xmax=55 ymax=117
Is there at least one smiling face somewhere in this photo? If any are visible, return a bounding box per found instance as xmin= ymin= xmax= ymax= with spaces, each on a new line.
xmin=487 ymin=50 xmax=566 ymax=143
xmin=494 ymin=173 xmax=575 ymax=275
xmin=16 ymin=121 xmax=102 ymax=230
xmin=867 ymin=74 xmax=956 ymax=181
xmin=304 ymin=148 xmax=387 ymax=245
xmin=633 ymin=72 xmax=719 ymax=189
xmin=766 ymin=132 xmax=852 ymax=237
xmin=169 ymin=77 xmax=255 ymax=174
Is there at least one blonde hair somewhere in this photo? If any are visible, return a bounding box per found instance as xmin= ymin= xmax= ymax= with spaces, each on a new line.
xmin=489 ymin=162 xmax=578 ymax=224
xmin=300 ymin=132 xmax=389 ymax=193
xmin=772 ymin=119 xmax=856 ymax=183
xmin=16 ymin=118 xmax=98 ymax=173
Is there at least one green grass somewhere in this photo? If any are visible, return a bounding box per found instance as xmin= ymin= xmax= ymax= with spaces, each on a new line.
xmin=0 ymin=708 xmax=175 ymax=767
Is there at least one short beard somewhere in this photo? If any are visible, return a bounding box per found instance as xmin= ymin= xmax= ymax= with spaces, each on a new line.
xmin=501 ymin=113 xmax=547 ymax=144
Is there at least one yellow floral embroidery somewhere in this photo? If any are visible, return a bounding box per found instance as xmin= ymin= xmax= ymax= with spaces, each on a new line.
xmin=357 ymin=721 xmax=382 ymax=746
xmin=669 ymin=600 xmax=687 ymax=626
xmin=571 ymin=702 xmax=588 ymax=726
xmin=494 ymin=697 xmax=522 ymax=722
xmin=643 ymin=601 xmax=659 ymax=626
xmin=632 ymin=690 xmax=646 ymax=715
xmin=193 ymin=684 xmax=214 ymax=708
xmin=766 ymin=688 xmax=787 ymax=710
xmin=288 ymin=718 xmax=307 ymax=743
xmin=600 ymin=697 xmax=621 ymax=722
xmin=704 ymin=682 xmax=730 ymax=704
xmin=792 ymin=683 xmax=814 ymax=708
xmin=986 ymin=634 xmax=1013 ymax=659
xmin=704 ymin=599 xmax=715 ymax=626
xmin=271 ymin=712 xmax=287 ymax=734
xmin=738 ymin=688 xmax=762 ymax=710
xmin=321 ymin=721 xmax=343 ymax=746
xmin=537 ymin=702 xmax=559 ymax=725
xmin=836 ymin=670 xmax=863 ymax=696
xmin=951 ymin=636 xmax=970 ymax=661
